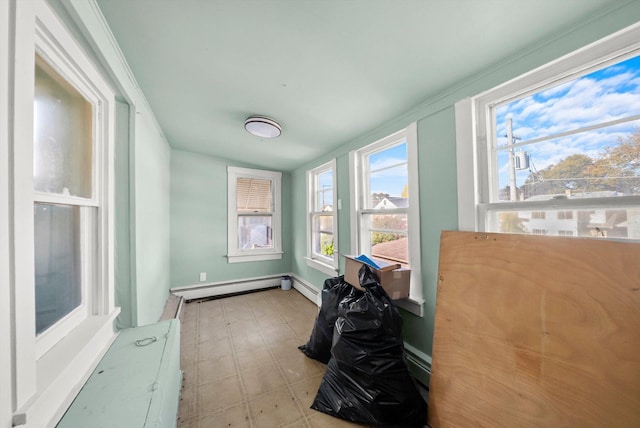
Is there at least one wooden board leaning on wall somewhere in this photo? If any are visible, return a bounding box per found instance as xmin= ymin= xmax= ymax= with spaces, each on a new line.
xmin=429 ymin=231 xmax=640 ymax=428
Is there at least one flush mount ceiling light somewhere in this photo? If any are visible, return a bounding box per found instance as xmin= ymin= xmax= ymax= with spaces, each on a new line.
xmin=244 ymin=116 xmax=282 ymax=138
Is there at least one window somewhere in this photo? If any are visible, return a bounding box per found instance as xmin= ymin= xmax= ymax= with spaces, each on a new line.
xmin=306 ymin=160 xmax=338 ymax=275
xmin=457 ymin=24 xmax=640 ymax=240
xmin=350 ymin=123 xmax=423 ymax=315
xmin=33 ymin=55 xmax=99 ymax=353
xmin=8 ymin=1 xmax=117 ymax=423
xmin=558 ymin=211 xmax=573 ymax=220
xmin=227 ymin=166 xmax=282 ymax=262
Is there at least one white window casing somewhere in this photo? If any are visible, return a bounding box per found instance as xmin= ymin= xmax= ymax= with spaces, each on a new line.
xmin=306 ymin=159 xmax=339 ymax=276
xmin=1 ymin=1 xmax=13 ymax=425
xmin=227 ymin=166 xmax=282 ymax=263
xmin=349 ymin=123 xmax=424 ymax=316
xmin=9 ymin=1 xmax=119 ymax=425
xmin=456 ymin=22 xmax=640 ymax=241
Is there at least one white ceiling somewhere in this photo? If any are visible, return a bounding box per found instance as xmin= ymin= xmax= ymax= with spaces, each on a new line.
xmin=95 ymin=0 xmax=619 ymax=171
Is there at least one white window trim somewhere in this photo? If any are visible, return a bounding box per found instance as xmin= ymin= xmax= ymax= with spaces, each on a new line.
xmin=32 ymin=44 xmax=104 ymax=358
xmin=9 ymin=1 xmax=119 ymax=425
xmin=227 ymin=166 xmax=282 ymax=263
xmin=305 ymin=159 xmax=339 ymax=276
xmin=456 ymin=22 xmax=640 ymax=237
xmin=349 ymin=123 xmax=424 ymax=316
xmin=1 ymin=1 xmax=12 ymax=425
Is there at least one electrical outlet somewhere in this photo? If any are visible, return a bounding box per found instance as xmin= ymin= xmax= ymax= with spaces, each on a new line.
xmin=199 ymin=272 xmax=206 ymax=282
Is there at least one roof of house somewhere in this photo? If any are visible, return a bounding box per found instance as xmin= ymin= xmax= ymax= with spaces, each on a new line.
xmin=374 ymin=197 xmax=408 ymax=209
xmin=371 ymin=237 xmax=408 ymax=265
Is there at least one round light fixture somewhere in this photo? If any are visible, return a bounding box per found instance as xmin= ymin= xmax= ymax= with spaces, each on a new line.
xmin=244 ymin=116 xmax=282 ymax=138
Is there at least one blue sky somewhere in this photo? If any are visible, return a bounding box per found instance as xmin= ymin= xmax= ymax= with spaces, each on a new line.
xmin=368 ymin=142 xmax=408 ymax=198
xmin=495 ymin=54 xmax=640 ymax=190
xmin=316 ymin=169 xmax=333 ymax=208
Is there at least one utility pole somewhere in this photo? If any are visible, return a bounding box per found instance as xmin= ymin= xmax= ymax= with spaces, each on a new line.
xmin=507 ymin=118 xmax=517 ymax=201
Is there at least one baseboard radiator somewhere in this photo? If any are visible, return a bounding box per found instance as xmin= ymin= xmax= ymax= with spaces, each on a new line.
xmin=170 ymin=274 xmax=284 ymax=301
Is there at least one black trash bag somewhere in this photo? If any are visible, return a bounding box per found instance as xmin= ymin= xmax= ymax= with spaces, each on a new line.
xmin=358 ymin=259 xmax=381 ymax=288
xmin=311 ymin=264 xmax=428 ymax=427
xmin=298 ymin=275 xmax=354 ymax=363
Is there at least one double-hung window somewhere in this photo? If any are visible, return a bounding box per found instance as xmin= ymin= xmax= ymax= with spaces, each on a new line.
xmin=8 ymin=1 xmax=117 ymax=423
xmin=350 ymin=123 xmax=423 ymax=315
xmin=33 ymin=54 xmax=99 ymax=355
xmin=227 ymin=166 xmax=282 ymax=262
xmin=306 ymin=160 xmax=338 ymax=275
xmin=457 ymin=24 xmax=640 ymax=240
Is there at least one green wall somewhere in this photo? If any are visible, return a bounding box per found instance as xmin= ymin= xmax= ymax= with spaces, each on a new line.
xmin=170 ymin=149 xmax=292 ymax=288
xmin=54 ymin=0 xmax=173 ymax=327
xmin=114 ymin=100 xmax=132 ymax=329
xmin=132 ymin=111 xmax=172 ymax=325
xmin=289 ymin=1 xmax=640 ymax=362
xmin=58 ymin=0 xmax=640 ymax=348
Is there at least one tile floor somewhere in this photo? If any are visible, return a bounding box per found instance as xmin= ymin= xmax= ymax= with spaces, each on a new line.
xmin=176 ymin=287 xmax=376 ymax=428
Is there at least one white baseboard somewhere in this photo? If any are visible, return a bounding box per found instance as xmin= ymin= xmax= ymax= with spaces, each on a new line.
xmin=291 ymin=274 xmax=321 ymax=306
xmin=170 ymin=274 xmax=285 ymax=301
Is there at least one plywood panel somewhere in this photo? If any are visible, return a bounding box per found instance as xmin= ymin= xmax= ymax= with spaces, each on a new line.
xmin=429 ymin=231 xmax=640 ymax=428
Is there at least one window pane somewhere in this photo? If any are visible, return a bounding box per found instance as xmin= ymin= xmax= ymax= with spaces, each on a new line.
xmin=366 ymin=142 xmax=408 ymax=209
xmin=364 ymin=212 xmax=408 ymax=265
xmin=370 ymin=232 xmax=408 ymax=266
xmin=34 ymin=203 xmax=82 ymax=335
xmin=236 ymin=178 xmax=272 ymax=212
xmin=492 ymin=208 xmax=640 ymax=239
xmin=496 ymin=120 xmax=640 ymax=201
xmin=494 ymin=55 xmax=640 ymax=203
xmin=315 ymin=170 xmax=333 ymax=211
xmin=34 ymin=56 xmax=93 ymax=198
xmin=496 ymin=56 xmax=640 ymax=147
xmin=312 ymin=214 xmax=334 ymax=257
xmin=238 ymin=215 xmax=272 ymax=249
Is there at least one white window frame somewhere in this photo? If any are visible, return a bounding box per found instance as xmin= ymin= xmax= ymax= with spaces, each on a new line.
xmin=349 ymin=122 xmax=424 ymax=316
xmin=8 ymin=1 xmax=118 ymax=425
xmin=1 ymin=1 xmax=12 ymax=425
xmin=33 ymin=52 xmax=101 ymax=359
xmin=227 ymin=166 xmax=282 ymax=263
xmin=306 ymin=159 xmax=339 ymax=276
xmin=456 ymin=23 xmax=640 ymax=239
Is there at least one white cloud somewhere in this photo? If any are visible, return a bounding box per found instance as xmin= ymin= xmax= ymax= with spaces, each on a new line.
xmin=369 ymin=156 xmax=408 ymax=178
xmin=494 ymin=57 xmax=640 ymax=187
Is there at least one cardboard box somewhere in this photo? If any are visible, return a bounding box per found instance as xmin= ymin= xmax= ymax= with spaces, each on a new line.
xmin=343 ymin=255 xmax=410 ymax=300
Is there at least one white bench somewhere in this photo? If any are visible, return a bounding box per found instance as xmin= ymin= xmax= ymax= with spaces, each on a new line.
xmin=57 ymin=319 xmax=181 ymax=428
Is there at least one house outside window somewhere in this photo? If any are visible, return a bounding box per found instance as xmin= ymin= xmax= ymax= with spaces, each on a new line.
xmin=456 ymin=24 xmax=640 ymax=241
xmin=306 ymin=160 xmax=338 ymax=275
xmin=227 ymin=166 xmax=282 ymax=263
xmin=350 ymin=123 xmax=423 ymax=315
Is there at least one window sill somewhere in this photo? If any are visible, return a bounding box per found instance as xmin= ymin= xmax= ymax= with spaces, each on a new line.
xmin=25 ymin=309 xmax=120 ymax=427
xmin=305 ymin=257 xmax=339 ymax=277
xmin=227 ymin=251 xmax=283 ymax=263
xmin=394 ymin=296 xmax=424 ymax=317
